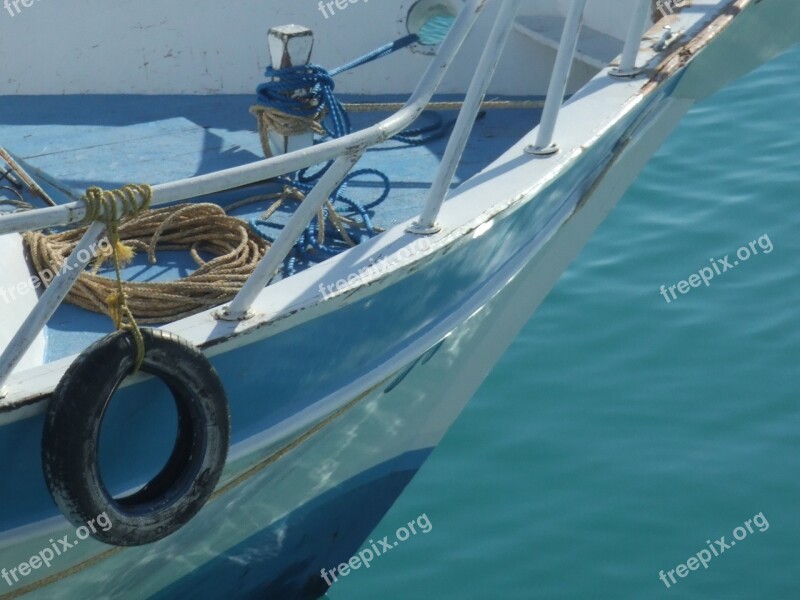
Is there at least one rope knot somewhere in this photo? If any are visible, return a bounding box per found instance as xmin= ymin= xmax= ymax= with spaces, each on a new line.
xmin=79 ymin=183 xmax=153 ymax=371
xmin=251 ymin=63 xmax=349 ymax=157
xmin=81 ymin=184 xmax=153 ymax=226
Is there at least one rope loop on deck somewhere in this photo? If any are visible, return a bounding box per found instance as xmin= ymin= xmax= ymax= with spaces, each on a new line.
xmin=24 ymin=203 xmax=269 ymax=333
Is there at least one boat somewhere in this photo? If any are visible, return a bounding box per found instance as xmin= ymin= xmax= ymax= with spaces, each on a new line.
xmin=0 ymin=0 xmax=797 ymax=597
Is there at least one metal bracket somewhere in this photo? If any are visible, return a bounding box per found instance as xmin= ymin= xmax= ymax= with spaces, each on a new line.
xmin=609 ymin=65 xmax=644 ymax=78
xmin=406 ymin=221 xmax=442 ymax=236
xmin=653 ymin=26 xmax=675 ymax=51
xmin=214 ymin=307 xmax=256 ymax=322
xmin=524 ymin=143 xmax=559 ymax=157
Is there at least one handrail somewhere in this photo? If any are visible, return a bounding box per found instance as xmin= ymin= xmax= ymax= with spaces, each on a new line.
xmin=0 ymin=0 xmax=654 ymax=392
xmin=0 ymin=0 xmax=489 ymax=389
xmin=611 ymin=0 xmax=651 ymax=77
xmin=0 ymin=0 xmax=488 ymax=237
xmin=526 ymin=0 xmax=588 ymax=155
xmin=525 ymin=0 xmax=651 ymax=155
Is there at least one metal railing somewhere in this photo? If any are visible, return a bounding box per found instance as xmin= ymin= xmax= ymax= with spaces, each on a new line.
xmin=612 ymin=0 xmax=652 ymax=77
xmin=526 ymin=0 xmax=589 ymax=155
xmin=526 ymin=0 xmax=651 ymax=154
xmin=0 ymin=0 xmax=652 ymax=393
xmin=409 ymin=0 xmax=523 ymax=233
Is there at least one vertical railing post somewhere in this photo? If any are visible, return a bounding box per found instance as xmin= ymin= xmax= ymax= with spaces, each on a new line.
xmin=525 ymin=0 xmax=588 ymax=156
xmin=408 ymin=0 xmax=523 ymax=235
xmin=219 ymin=151 xmax=364 ymax=320
xmin=610 ymin=0 xmax=651 ymax=77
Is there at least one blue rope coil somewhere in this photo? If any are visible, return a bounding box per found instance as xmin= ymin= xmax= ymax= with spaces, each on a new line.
xmin=251 ymin=20 xmax=457 ymax=274
xmin=256 ymin=34 xmax=422 ymax=139
xmin=256 ymin=64 xmax=351 ymax=139
xmin=249 ymin=166 xmax=393 ymax=275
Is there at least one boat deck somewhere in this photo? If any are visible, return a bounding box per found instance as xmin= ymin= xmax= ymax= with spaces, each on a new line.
xmin=0 ymin=94 xmax=541 ymax=360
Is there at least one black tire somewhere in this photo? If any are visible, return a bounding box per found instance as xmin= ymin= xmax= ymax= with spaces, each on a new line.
xmin=42 ymin=328 xmax=230 ymax=546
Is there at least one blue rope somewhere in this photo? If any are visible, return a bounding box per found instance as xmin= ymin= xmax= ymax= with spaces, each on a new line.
xmin=251 ymin=22 xmax=457 ymax=274
xmin=255 ymin=34 xmax=421 ymax=140
xmin=249 ymin=168 xmax=390 ymax=272
xmin=257 ymin=64 xmax=351 ymax=139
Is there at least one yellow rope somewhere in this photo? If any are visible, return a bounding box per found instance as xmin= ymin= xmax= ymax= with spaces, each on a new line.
xmin=23 ymin=185 xmax=370 ymax=358
xmin=81 ymin=184 xmax=152 ymax=225
xmin=249 ymin=99 xmax=542 ymax=158
xmin=25 ymin=195 xmax=271 ymax=373
xmin=341 ymin=99 xmax=546 ymax=112
xmin=26 ymin=203 xmax=269 ymax=318
xmin=249 ymin=105 xmax=324 ymax=158
xmin=225 ymin=184 xmax=382 ymax=248
xmin=81 ymin=185 xmax=152 ymax=370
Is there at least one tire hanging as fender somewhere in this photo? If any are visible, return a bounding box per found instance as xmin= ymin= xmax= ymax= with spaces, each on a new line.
xmin=42 ymin=328 xmax=230 ymax=546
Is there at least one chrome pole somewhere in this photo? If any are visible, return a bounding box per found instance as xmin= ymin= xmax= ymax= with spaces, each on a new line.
xmin=525 ymin=0 xmax=589 ymax=156
xmin=221 ymin=152 xmax=363 ymax=320
xmin=610 ymin=0 xmax=651 ymax=77
xmin=409 ymin=0 xmax=524 ymax=234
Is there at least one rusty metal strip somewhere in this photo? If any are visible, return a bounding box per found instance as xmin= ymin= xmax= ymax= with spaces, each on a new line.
xmin=641 ymin=0 xmax=750 ymax=95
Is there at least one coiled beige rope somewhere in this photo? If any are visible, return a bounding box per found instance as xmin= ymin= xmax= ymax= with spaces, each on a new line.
xmin=24 ymin=202 xmax=269 ymax=325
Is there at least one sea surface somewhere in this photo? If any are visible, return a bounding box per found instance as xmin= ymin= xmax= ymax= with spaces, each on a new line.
xmin=327 ymin=42 xmax=800 ymax=599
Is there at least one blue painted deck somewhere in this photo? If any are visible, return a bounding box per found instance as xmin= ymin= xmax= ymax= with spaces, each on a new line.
xmin=0 ymin=95 xmax=541 ymax=360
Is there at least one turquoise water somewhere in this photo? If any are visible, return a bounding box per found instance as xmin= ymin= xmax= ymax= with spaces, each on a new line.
xmin=327 ymin=44 xmax=800 ymax=599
